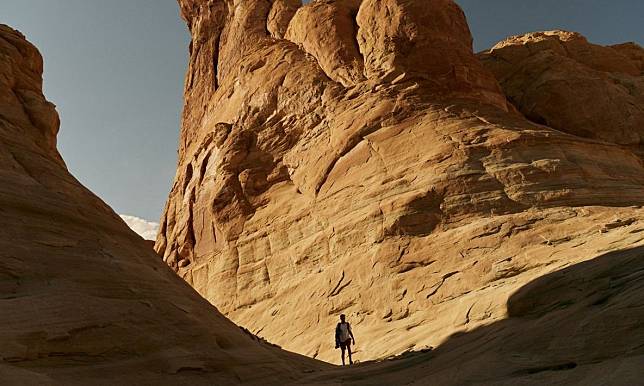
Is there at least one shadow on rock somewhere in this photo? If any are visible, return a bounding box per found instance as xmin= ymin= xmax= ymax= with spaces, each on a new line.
xmin=304 ymin=246 xmax=644 ymax=385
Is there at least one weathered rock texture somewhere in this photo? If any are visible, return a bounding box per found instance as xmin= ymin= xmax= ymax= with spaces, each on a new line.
xmin=157 ymin=0 xmax=644 ymax=374
xmin=0 ymin=24 xmax=323 ymax=384
xmin=3 ymin=1 xmax=644 ymax=385
xmin=480 ymin=30 xmax=644 ymax=145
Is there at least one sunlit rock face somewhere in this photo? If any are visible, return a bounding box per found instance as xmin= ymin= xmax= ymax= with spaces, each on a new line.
xmin=4 ymin=2 xmax=643 ymax=384
xmin=479 ymin=30 xmax=644 ymax=145
xmin=0 ymin=23 xmax=320 ymax=384
xmin=158 ymin=0 xmax=644 ymax=364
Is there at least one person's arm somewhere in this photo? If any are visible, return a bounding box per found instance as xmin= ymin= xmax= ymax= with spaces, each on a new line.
xmin=335 ymin=324 xmax=341 ymax=347
xmin=349 ymin=323 xmax=355 ymax=344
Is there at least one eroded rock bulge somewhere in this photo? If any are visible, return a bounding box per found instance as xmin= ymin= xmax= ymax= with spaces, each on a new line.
xmin=157 ymin=0 xmax=644 ymax=363
xmin=0 ymin=24 xmax=321 ymax=384
xmin=480 ymin=30 xmax=644 ymax=145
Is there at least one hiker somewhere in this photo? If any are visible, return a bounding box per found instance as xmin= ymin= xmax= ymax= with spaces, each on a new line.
xmin=335 ymin=314 xmax=355 ymax=365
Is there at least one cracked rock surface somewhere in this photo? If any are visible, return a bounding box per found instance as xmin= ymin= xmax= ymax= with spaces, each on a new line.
xmin=3 ymin=1 xmax=643 ymax=384
xmin=157 ymin=0 xmax=644 ymax=366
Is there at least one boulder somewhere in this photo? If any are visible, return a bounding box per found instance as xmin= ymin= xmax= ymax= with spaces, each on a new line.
xmin=480 ymin=30 xmax=644 ymax=145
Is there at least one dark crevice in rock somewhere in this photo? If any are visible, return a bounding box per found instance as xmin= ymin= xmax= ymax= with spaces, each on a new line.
xmin=513 ymin=362 xmax=578 ymax=375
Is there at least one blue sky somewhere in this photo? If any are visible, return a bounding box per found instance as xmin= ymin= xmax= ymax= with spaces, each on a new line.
xmin=1 ymin=0 xmax=642 ymax=224
xmin=0 ymin=0 xmax=188 ymax=224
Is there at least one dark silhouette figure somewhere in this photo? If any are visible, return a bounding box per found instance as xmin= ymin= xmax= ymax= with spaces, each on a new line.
xmin=335 ymin=314 xmax=355 ymax=365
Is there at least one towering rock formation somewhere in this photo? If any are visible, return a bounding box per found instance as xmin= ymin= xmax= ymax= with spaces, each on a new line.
xmin=0 ymin=24 xmax=322 ymax=384
xmin=157 ymin=0 xmax=644 ymax=366
xmin=480 ymin=30 xmax=644 ymax=145
xmin=3 ymin=0 xmax=644 ymax=384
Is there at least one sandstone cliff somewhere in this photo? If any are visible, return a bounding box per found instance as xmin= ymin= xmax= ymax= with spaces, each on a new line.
xmin=0 ymin=24 xmax=323 ymax=385
xmin=157 ymin=0 xmax=644 ymax=369
xmin=480 ymin=30 xmax=644 ymax=145
xmin=4 ymin=0 xmax=644 ymax=384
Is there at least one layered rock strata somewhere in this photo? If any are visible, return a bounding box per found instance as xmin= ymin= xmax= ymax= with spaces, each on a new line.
xmin=3 ymin=1 xmax=644 ymax=384
xmin=480 ymin=30 xmax=644 ymax=145
xmin=157 ymin=0 xmax=644 ymax=365
xmin=0 ymin=24 xmax=322 ymax=385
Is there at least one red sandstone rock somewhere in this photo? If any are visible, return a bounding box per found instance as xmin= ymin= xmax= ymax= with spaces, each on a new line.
xmin=480 ymin=30 xmax=644 ymax=145
xmin=3 ymin=1 xmax=644 ymax=384
xmin=157 ymin=0 xmax=644 ymax=374
xmin=0 ymin=23 xmax=322 ymax=384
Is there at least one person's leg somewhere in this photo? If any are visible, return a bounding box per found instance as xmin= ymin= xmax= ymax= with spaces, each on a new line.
xmin=347 ymin=342 xmax=353 ymax=365
xmin=341 ymin=346 xmax=346 ymax=365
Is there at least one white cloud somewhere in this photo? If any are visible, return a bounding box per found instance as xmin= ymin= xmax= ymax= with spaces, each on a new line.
xmin=120 ymin=214 xmax=159 ymax=240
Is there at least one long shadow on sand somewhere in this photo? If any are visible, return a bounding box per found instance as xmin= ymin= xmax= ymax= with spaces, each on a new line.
xmin=303 ymin=245 xmax=644 ymax=385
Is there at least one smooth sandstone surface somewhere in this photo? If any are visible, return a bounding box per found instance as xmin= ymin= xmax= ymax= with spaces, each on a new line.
xmin=157 ymin=0 xmax=644 ymax=377
xmin=2 ymin=0 xmax=644 ymax=384
xmin=480 ymin=30 xmax=644 ymax=145
xmin=0 ymin=24 xmax=323 ymax=385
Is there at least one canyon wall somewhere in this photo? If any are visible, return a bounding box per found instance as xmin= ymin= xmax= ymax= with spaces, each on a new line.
xmin=0 ymin=24 xmax=321 ymax=384
xmin=3 ymin=0 xmax=644 ymax=383
xmin=157 ymin=0 xmax=644 ymax=364
xmin=480 ymin=30 xmax=644 ymax=145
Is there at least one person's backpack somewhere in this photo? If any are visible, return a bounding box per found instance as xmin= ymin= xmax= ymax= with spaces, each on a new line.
xmin=335 ymin=323 xmax=341 ymax=347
